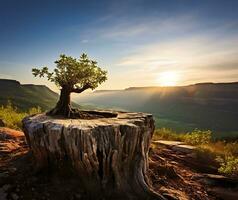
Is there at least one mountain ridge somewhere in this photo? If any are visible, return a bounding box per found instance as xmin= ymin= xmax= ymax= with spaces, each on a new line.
xmin=0 ymin=79 xmax=59 ymax=111
xmin=76 ymin=81 xmax=238 ymax=136
xmin=94 ymin=82 xmax=238 ymax=92
xmin=1 ymin=79 xmax=238 ymax=136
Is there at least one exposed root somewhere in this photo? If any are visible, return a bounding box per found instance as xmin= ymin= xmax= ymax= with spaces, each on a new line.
xmin=47 ymin=108 xmax=118 ymax=119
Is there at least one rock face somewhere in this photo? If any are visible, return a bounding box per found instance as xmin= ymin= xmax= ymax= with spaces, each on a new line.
xmin=0 ymin=128 xmax=25 ymax=154
xmin=22 ymin=111 xmax=164 ymax=200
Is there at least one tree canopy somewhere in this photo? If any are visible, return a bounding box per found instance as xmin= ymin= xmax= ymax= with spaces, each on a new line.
xmin=32 ymin=53 xmax=108 ymax=117
xmin=32 ymin=53 xmax=107 ymax=93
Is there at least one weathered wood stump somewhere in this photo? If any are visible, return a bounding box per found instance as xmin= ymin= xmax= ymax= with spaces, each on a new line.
xmin=22 ymin=111 xmax=165 ymax=200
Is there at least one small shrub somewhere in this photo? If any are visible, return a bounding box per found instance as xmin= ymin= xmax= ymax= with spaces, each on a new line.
xmin=184 ymin=129 xmax=212 ymax=145
xmin=216 ymin=156 xmax=238 ymax=177
xmin=154 ymin=128 xmax=212 ymax=145
xmin=0 ymin=101 xmax=41 ymax=130
xmin=215 ymin=142 xmax=238 ymax=177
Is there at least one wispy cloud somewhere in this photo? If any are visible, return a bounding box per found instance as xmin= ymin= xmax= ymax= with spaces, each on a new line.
xmin=96 ymin=15 xmax=197 ymax=39
xmin=107 ymin=25 xmax=238 ymax=86
xmin=116 ymin=32 xmax=238 ymax=65
xmin=2 ymin=0 xmax=238 ymax=89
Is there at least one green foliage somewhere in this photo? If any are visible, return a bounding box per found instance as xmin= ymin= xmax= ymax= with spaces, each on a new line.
xmin=184 ymin=129 xmax=212 ymax=145
xmin=215 ymin=142 xmax=238 ymax=177
xmin=0 ymin=79 xmax=62 ymax=111
xmin=0 ymin=101 xmax=41 ymax=130
xmin=0 ymin=101 xmax=25 ymax=130
xmin=216 ymin=156 xmax=238 ymax=177
xmin=32 ymin=53 xmax=107 ymax=91
xmin=154 ymin=128 xmax=212 ymax=145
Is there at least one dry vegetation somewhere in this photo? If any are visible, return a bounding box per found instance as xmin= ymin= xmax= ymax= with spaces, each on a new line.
xmin=0 ymin=101 xmax=41 ymax=130
xmin=154 ymin=128 xmax=238 ymax=177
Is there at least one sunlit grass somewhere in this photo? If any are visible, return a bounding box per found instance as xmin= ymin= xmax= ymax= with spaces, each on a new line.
xmin=0 ymin=101 xmax=41 ymax=130
xmin=154 ymin=128 xmax=212 ymax=145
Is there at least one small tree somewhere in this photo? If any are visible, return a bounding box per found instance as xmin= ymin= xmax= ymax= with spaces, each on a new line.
xmin=32 ymin=53 xmax=107 ymax=117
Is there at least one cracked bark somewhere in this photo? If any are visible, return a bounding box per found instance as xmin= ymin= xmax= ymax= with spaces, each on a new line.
xmin=22 ymin=111 xmax=165 ymax=200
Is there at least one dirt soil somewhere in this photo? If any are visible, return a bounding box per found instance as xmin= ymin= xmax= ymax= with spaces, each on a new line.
xmin=0 ymin=127 xmax=237 ymax=200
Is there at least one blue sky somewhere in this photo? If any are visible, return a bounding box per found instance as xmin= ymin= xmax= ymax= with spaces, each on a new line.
xmin=0 ymin=0 xmax=238 ymax=90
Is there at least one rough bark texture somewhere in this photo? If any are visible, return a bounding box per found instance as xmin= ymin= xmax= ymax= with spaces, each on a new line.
xmin=22 ymin=111 xmax=165 ymax=200
xmin=47 ymin=87 xmax=71 ymax=117
xmin=47 ymin=84 xmax=92 ymax=117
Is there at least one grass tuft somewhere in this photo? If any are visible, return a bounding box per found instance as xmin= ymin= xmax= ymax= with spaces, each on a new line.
xmin=0 ymin=101 xmax=41 ymax=130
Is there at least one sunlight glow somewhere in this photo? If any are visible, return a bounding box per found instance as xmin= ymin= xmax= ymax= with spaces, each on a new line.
xmin=157 ymin=71 xmax=179 ymax=86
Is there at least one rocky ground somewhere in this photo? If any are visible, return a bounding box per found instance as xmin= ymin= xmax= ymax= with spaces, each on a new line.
xmin=0 ymin=128 xmax=238 ymax=200
xmin=149 ymin=141 xmax=238 ymax=200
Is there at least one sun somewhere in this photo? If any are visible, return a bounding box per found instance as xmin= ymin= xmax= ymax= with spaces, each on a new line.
xmin=157 ymin=71 xmax=179 ymax=86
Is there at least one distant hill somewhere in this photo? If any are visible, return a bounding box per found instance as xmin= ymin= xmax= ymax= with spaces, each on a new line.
xmin=0 ymin=79 xmax=61 ymax=111
xmin=76 ymin=82 xmax=238 ymax=137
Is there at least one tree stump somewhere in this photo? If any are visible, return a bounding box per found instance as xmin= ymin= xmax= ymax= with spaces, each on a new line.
xmin=22 ymin=111 xmax=165 ymax=200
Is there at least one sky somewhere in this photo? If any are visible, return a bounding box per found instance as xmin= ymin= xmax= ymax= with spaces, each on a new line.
xmin=0 ymin=0 xmax=238 ymax=91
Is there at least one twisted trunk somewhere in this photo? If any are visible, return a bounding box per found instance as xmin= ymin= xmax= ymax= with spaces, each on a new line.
xmin=47 ymin=87 xmax=71 ymax=117
xmin=47 ymin=84 xmax=91 ymax=117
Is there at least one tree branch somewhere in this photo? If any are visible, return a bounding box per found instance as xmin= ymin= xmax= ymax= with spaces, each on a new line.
xmin=71 ymin=84 xmax=91 ymax=93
